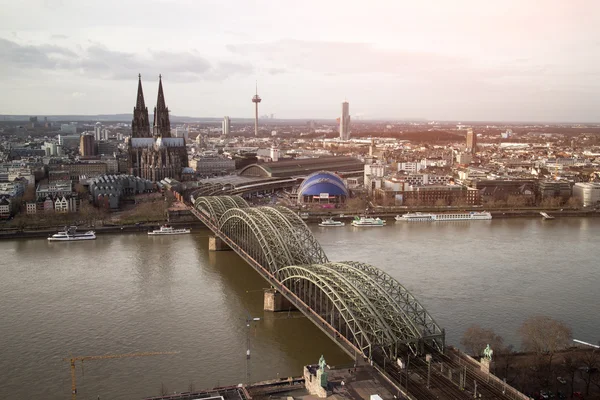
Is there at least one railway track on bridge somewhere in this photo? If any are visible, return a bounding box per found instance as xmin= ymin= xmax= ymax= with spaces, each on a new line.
xmin=185 ymin=196 xmax=528 ymax=400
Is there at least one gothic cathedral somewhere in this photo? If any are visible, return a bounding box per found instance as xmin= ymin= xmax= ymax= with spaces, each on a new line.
xmin=127 ymin=75 xmax=188 ymax=181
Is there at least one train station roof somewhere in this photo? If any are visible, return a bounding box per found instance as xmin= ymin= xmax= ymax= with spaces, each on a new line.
xmin=239 ymin=156 xmax=364 ymax=178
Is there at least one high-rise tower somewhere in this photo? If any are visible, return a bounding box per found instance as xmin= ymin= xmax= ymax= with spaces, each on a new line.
xmin=132 ymin=74 xmax=150 ymax=138
xmin=222 ymin=116 xmax=231 ymax=136
xmin=252 ymin=83 xmax=261 ymax=137
xmin=466 ymin=128 xmax=477 ymax=155
xmin=153 ymin=74 xmax=171 ymax=138
xmin=340 ymin=101 xmax=351 ymax=140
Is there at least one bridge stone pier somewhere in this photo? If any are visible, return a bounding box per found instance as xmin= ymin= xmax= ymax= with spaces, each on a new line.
xmin=208 ymin=235 xmax=230 ymax=251
xmin=263 ymin=289 xmax=296 ymax=312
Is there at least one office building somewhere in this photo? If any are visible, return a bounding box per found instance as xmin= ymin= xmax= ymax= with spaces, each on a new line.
xmin=466 ymin=128 xmax=477 ymax=154
xmin=222 ymin=116 xmax=231 ymax=136
xmin=340 ymin=101 xmax=351 ymax=140
xmin=94 ymin=123 xmax=102 ymax=141
xmin=79 ymin=134 xmax=96 ymax=156
xmin=573 ymin=182 xmax=600 ymax=207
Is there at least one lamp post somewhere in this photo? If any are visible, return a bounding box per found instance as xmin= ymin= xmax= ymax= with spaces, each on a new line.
xmin=245 ymin=316 xmax=261 ymax=384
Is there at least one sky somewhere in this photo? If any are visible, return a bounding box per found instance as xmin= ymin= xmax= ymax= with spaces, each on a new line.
xmin=0 ymin=0 xmax=599 ymax=122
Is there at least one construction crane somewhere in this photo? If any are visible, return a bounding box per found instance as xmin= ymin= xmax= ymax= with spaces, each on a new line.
xmin=63 ymin=351 xmax=179 ymax=399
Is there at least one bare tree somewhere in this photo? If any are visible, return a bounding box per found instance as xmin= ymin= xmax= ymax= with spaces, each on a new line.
xmin=562 ymin=351 xmax=580 ymax=398
xmin=519 ymin=315 xmax=572 ymax=382
xmin=434 ymin=198 xmax=447 ymax=207
xmin=578 ymin=349 xmax=599 ymax=395
xmin=566 ymin=196 xmax=582 ymax=209
xmin=460 ymin=324 xmax=505 ymax=357
xmin=494 ymin=344 xmax=517 ymax=383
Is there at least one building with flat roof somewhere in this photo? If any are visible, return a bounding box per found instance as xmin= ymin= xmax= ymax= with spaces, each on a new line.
xmin=239 ymin=156 xmax=364 ymax=179
xmin=573 ymin=182 xmax=600 ymax=207
xmin=79 ymin=134 xmax=96 ymax=157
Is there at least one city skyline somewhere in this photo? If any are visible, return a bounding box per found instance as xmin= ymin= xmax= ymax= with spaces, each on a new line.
xmin=1 ymin=0 xmax=599 ymax=122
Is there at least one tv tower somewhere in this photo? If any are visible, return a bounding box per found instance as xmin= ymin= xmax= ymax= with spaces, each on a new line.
xmin=252 ymin=82 xmax=261 ymax=137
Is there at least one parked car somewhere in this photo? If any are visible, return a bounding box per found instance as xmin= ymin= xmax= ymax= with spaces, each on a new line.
xmin=573 ymin=392 xmax=584 ymax=399
xmin=557 ymin=376 xmax=566 ymax=384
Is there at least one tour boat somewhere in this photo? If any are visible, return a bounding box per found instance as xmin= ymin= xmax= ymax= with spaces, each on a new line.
xmin=48 ymin=226 xmax=96 ymax=241
xmin=399 ymin=211 xmax=492 ymax=222
xmin=148 ymin=225 xmax=191 ymax=235
xmin=351 ymin=216 xmax=386 ymax=227
xmin=318 ymin=218 xmax=345 ymax=227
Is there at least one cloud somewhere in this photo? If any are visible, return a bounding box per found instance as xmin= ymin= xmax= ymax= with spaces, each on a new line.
xmin=268 ymin=67 xmax=287 ymax=75
xmin=226 ymin=39 xmax=561 ymax=84
xmin=0 ymin=38 xmax=253 ymax=82
xmin=51 ymin=34 xmax=68 ymax=40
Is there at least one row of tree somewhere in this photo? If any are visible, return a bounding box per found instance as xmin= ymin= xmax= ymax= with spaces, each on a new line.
xmin=461 ymin=316 xmax=599 ymax=396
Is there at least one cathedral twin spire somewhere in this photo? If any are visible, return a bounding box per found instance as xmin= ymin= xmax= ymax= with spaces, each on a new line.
xmin=132 ymin=74 xmax=171 ymax=138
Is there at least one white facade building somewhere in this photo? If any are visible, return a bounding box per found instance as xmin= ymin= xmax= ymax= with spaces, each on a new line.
xmin=398 ymin=162 xmax=424 ymax=173
xmin=94 ymin=123 xmax=102 ymax=141
xmin=573 ymin=182 xmax=600 ymax=207
xmin=222 ymin=116 xmax=231 ymax=136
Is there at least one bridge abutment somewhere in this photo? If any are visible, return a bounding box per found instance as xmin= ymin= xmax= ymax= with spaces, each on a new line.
xmin=264 ymin=289 xmax=296 ymax=312
xmin=208 ymin=235 xmax=231 ymax=251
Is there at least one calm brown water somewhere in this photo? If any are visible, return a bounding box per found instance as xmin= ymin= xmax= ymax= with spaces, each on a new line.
xmin=0 ymin=218 xmax=598 ymax=399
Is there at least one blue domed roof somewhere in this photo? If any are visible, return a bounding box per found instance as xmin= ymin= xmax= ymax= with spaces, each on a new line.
xmin=298 ymin=171 xmax=348 ymax=197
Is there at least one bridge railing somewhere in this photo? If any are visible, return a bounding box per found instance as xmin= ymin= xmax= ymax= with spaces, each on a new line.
xmin=189 ymin=207 xmax=363 ymax=360
xmin=446 ymin=348 xmax=531 ymax=400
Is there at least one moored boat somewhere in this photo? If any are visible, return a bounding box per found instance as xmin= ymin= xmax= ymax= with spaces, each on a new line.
xmin=148 ymin=225 xmax=191 ymax=235
xmin=351 ymin=216 xmax=386 ymax=227
xmin=318 ymin=218 xmax=345 ymax=227
xmin=48 ymin=226 xmax=96 ymax=241
xmin=399 ymin=211 xmax=492 ymax=222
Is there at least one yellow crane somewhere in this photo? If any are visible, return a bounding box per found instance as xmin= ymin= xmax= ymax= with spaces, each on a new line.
xmin=63 ymin=351 xmax=179 ymax=399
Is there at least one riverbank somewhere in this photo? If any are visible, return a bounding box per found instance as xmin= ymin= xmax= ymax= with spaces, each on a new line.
xmin=302 ymin=208 xmax=600 ymax=223
xmin=0 ymin=220 xmax=206 ymax=240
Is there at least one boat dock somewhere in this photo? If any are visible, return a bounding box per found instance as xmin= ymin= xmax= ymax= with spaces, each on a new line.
xmin=540 ymin=212 xmax=555 ymax=219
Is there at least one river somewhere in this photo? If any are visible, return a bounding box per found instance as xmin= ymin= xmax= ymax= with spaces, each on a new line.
xmin=0 ymin=218 xmax=598 ymax=399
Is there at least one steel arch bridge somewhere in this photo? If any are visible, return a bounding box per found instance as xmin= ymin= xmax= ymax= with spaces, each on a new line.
xmin=191 ymin=196 xmax=444 ymax=359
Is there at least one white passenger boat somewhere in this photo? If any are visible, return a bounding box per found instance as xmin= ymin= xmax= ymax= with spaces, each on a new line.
xmin=48 ymin=226 xmax=96 ymax=241
xmin=318 ymin=218 xmax=345 ymax=227
xmin=148 ymin=225 xmax=191 ymax=235
xmin=351 ymin=216 xmax=386 ymax=227
xmin=398 ymin=211 xmax=492 ymax=222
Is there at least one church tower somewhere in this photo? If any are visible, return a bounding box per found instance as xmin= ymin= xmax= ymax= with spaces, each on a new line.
xmin=132 ymin=74 xmax=150 ymax=138
xmin=153 ymin=75 xmax=171 ymax=138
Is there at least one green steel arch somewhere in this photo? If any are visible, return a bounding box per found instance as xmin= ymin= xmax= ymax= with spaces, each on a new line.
xmin=194 ymin=195 xmax=248 ymax=224
xmin=217 ymin=206 xmax=328 ymax=273
xmin=277 ymin=262 xmax=444 ymax=357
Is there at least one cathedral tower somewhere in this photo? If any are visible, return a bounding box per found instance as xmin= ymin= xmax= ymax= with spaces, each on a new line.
xmin=131 ymin=74 xmax=150 ymax=138
xmin=153 ymin=74 xmax=171 ymax=138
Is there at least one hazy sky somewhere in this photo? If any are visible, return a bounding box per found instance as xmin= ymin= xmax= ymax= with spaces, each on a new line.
xmin=1 ymin=0 xmax=599 ymax=121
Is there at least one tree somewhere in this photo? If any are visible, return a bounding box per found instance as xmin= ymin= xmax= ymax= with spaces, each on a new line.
xmin=566 ymin=196 xmax=582 ymax=209
xmin=578 ymin=349 xmax=599 ymax=395
xmin=507 ymin=195 xmax=527 ymax=208
xmin=345 ymin=196 xmax=367 ymax=211
xmin=562 ymin=351 xmax=580 ymax=398
xmin=21 ymin=185 xmax=35 ymax=203
xmin=460 ymin=324 xmax=505 ymax=357
xmin=434 ymin=198 xmax=447 ymax=207
xmin=519 ymin=315 xmax=572 ymax=382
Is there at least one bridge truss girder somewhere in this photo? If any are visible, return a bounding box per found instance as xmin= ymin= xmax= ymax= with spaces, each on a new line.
xmin=278 ymin=262 xmax=444 ymax=357
xmin=194 ymin=195 xmax=248 ymax=224
xmin=218 ymin=206 xmax=328 ymax=273
xmin=191 ymin=196 xmax=444 ymax=360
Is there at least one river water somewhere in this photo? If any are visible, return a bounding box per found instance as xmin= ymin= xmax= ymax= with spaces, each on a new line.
xmin=0 ymin=218 xmax=598 ymax=399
